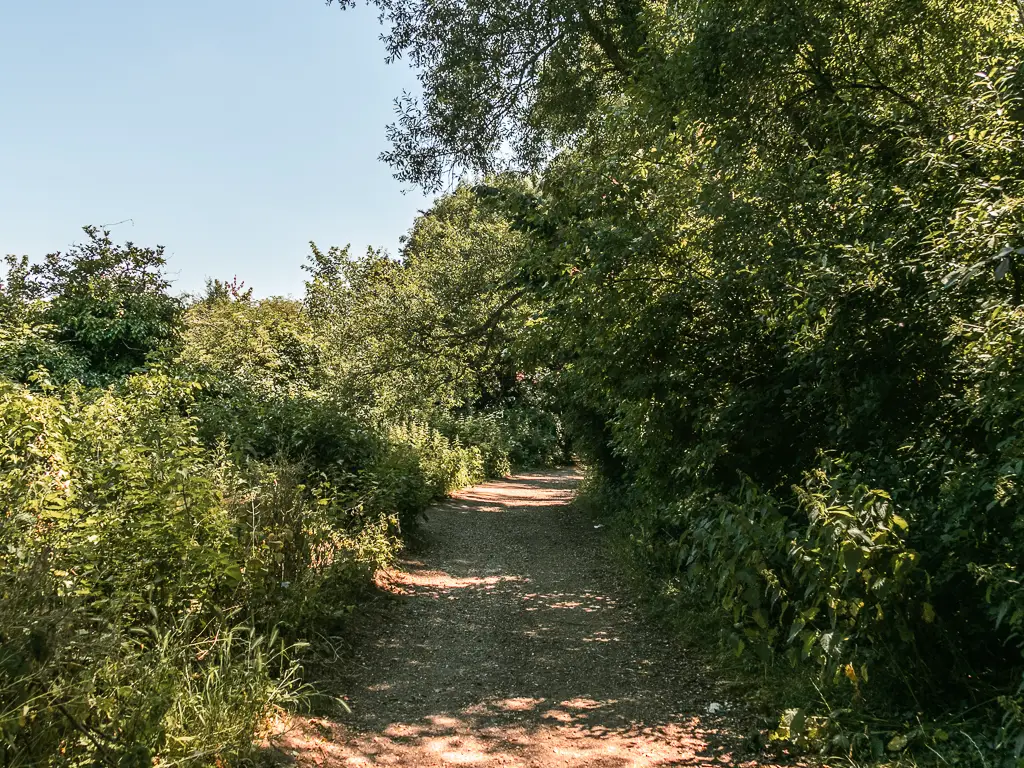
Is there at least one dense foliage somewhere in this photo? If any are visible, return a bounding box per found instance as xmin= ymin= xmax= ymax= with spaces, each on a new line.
xmin=339 ymin=0 xmax=1024 ymax=761
xmin=0 ymin=225 xmax=562 ymax=765
xmin=0 ymin=227 xmax=180 ymax=386
xmin=9 ymin=0 xmax=1024 ymax=760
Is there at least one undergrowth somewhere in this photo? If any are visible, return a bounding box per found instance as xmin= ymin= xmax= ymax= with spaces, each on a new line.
xmin=575 ymin=471 xmax=1021 ymax=768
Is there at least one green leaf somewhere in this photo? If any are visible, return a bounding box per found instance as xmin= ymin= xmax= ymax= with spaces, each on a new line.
xmin=922 ymin=602 xmax=936 ymax=623
xmin=223 ymin=563 xmax=243 ymax=584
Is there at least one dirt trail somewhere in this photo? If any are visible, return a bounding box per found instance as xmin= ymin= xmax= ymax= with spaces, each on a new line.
xmin=274 ymin=469 xmax=793 ymax=767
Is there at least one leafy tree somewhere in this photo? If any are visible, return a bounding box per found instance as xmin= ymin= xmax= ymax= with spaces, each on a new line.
xmin=328 ymin=0 xmax=648 ymax=188
xmin=2 ymin=227 xmax=182 ymax=381
xmin=180 ymin=279 xmax=320 ymax=395
xmin=0 ymin=256 xmax=41 ymax=325
xmin=346 ymin=0 xmax=1024 ymax=756
xmin=305 ymin=181 xmax=533 ymax=417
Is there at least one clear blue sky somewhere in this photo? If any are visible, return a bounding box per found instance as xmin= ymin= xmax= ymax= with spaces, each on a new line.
xmin=0 ymin=1 xmax=432 ymax=298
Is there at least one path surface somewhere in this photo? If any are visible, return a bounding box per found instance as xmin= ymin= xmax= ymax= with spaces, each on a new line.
xmin=274 ymin=469 xmax=792 ymax=767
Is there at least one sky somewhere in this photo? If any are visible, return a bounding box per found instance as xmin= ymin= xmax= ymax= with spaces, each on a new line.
xmin=0 ymin=1 xmax=432 ymax=298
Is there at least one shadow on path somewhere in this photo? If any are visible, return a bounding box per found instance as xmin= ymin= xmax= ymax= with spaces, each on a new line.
xmin=270 ymin=469 xmax=799 ymax=767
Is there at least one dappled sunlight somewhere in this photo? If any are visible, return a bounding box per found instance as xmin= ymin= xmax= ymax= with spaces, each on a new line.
xmin=464 ymin=697 xmax=546 ymax=713
xmin=441 ymin=500 xmax=508 ymax=513
xmin=272 ymin=709 xmax=766 ymax=767
xmin=269 ymin=469 xmax=799 ymax=767
xmin=444 ymin=495 xmax=574 ymax=509
xmin=523 ymin=591 xmax=614 ymax=612
xmin=443 ymin=473 xmax=579 ymax=511
xmin=380 ymin=568 xmax=526 ymax=596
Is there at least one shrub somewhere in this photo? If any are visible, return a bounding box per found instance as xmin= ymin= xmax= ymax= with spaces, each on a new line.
xmin=0 ymin=373 xmax=389 ymax=765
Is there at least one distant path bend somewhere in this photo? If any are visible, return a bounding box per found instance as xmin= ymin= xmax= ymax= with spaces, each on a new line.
xmin=276 ymin=469 xmax=794 ymax=767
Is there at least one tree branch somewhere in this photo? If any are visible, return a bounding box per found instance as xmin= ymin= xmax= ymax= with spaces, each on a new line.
xmin=574 ymin=3 xmax=631 ymax=77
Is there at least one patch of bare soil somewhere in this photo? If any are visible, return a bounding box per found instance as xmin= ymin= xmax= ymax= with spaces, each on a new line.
xmin=269 ymin=469 xmax=803 ymax=767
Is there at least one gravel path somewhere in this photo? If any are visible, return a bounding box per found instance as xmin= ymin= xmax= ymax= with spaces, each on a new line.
xmin=273 ymin=469 xmax=795 ymax=767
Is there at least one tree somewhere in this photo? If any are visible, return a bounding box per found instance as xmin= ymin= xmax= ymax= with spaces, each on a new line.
xmin=1 ymin=227 xmax=181 ymax=383
xmin=338 ymin=0 xmax=1024 ymax=751
xmin=329 ymin=0 xmax=649 ymax=188
xmin=305 ymin=181 xmax=532 ymax=416
xmin=29 ymin=226 xmax=181 ymax=378
xmin=179 ymin=280 xmax=319 ymax=395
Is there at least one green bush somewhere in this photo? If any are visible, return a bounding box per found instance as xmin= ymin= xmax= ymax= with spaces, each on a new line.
xmin=0 ymin=375 xmax=304 ymax=764
xmin=0 ymin=324 xmax=88 ymax=385
xmin=387 ymin=421 xmax=485 ymax=499
xmin=0 ymin=369 xmax=411 ymax=765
